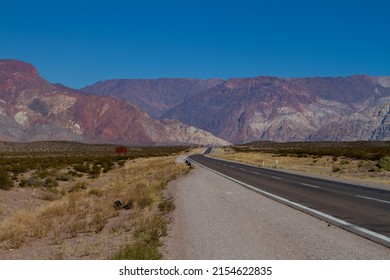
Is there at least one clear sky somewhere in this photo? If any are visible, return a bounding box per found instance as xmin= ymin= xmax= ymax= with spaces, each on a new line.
xmin=1 ymin=0 xmax=389 ymax=88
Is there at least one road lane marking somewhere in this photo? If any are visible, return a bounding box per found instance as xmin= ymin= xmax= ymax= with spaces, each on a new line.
xmin=300 ymin=183 xmax=321 ymax=189
xmin=239 ymin=168 xmax=245 ymax=171
xmin=252 ymin=171 xmax=260 ymax=175
xmin=356 ymin=195 xmax=390 ymax=205
xmin=271 ymin=176 xmax=282 ymax=180
xmin=190 ymin=158 xmax=390 ymax=246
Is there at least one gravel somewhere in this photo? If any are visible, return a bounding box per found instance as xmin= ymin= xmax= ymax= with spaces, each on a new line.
xmin=162 ymin=163 xmax=390 ymax=259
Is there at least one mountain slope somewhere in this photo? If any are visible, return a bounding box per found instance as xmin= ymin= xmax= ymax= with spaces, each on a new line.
xmin=0 ymin=60 xmax=229 ymax=146
xmin=162 ymin=76 xmax=390 ymax=143
xmin=82 ymin=78 xmax=223 ymax=118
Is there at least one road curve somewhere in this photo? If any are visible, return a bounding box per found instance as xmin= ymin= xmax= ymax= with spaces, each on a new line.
xmin=188 ymin=152 xmax=390 ymax=247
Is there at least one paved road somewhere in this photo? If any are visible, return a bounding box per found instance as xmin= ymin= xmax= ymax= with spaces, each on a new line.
xmin=188 ymin=152 xmax=390 ymax=247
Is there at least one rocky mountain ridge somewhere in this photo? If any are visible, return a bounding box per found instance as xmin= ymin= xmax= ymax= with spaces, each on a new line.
xmin=84 ymin=74 xmax=390 ymax=143
xmin=0 ymin=59 xmax=229 ymax=146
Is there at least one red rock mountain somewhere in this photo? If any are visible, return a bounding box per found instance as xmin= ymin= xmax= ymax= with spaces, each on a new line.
xmin=0 ymin=60 xmax=229 ymax=146
xmin=84 ymin=75 xmax=390 ymax=143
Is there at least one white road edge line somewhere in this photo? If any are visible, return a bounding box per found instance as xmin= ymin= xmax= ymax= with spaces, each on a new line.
xmin=188 ymin=158 xmax=390 ymax=245
xmin=271 ymin=176 xmax=282 ymax=180
xmin=300 ymin=183 xmax=321 ymax=189
xmin=252 ymin=171 xmax=260 ymax=175
xmin=356 ymin=195 xmax=390 ymax=205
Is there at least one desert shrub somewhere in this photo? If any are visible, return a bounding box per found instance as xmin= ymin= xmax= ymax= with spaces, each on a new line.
xmin=136 ymin=196 xmax=154 ymax=209
xmin=44 ymin=177 xmax=59 ymax=188
xmin=370 ymin=166 xmax=380 ymax=172
xmin=114 ymin=242 xmax=161 ymax=260
xmin=99 ymin=158 xmax=115 ymax=173
xmin=158 ymin=199 xmax=175 ymax=214
xmin=0 ymin=170 xmax=13 ymax=190
xmin=73 ymin=164 xmax=90 ymax=173
xmin=88 ymin=165 xmax=101 ymax=178
xmin=69 ymin=181 xmax=88 ymax=193
xmin=378 ymin=157 xmax=390 ymax=171
xmin=19 ymin=177 xmax=44 ymax=188
xmin=9 ymin=164 xmax=29 ymax=174
xmin=56 ymin=173 xmax=72 ymax=181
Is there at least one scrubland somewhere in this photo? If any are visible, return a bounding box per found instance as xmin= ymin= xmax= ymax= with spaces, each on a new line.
xmin=0 ymin=142 xmax=190 ymax=259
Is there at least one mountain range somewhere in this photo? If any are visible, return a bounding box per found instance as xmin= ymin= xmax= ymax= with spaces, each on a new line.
xmin=0 ymin=59 xmax=228 ymax=146
xmin=83 ymin=75 xmax=390 ymax=143
xmin=1 ymin=59 xmax=390 ymax=145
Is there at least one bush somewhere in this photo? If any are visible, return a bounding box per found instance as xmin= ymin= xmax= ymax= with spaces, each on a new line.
xmin=69 ymin=181 xmax=88 ymax=193
xmin=56 ymin=173 xmax=72 ymax=181
xmin=73 ymin=164 xmax=90 ymax=173
xmin=44 ymin=177 xmax=59 ymax=188
xmin=158 ymin=200 xmax=175 ymax=214
xmin=378 ymin=157 xmax=390 ymax=171
xmin=19 ymin=177 xmax=44 ymax=188
xmin=136 ymin=197 xmax=154 ymax=209
xmin=88 ymin=165 xmax=101 ymax=178
xmin=114 ymin=243 xmax=161 ymax=260
xmin=0 ymin=170 xmax=13 ymax=190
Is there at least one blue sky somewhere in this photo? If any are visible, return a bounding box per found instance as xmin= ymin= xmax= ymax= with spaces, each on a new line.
xmin=1 ymin=0 xmax=389 ymax=88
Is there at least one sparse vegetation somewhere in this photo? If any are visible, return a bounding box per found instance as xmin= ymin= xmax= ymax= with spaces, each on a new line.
xmin=158 ymin=199 xmax=175 ymax=214
xmin=0 ymin=170 xmax=13 ymax=190
xmin=235 ymin=141 xmax=390 ymax=160
xmin=0 ymin=141 xmax=191 ymax=259
xmin=114 ymin=215 xmax=167 ymax=260
xmin=378 ymin=157 xmax=390 ymax=171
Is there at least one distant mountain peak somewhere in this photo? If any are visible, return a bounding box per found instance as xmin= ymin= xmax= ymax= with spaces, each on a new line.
xmin=0 ymin=59 xmax=39 ymax=78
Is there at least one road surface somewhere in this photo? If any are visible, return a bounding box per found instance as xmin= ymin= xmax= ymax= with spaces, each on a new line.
xmin=163 ymin=158 xmax=390 ymax=259
xmin=187 ymin=151 xmax=390 ymax=247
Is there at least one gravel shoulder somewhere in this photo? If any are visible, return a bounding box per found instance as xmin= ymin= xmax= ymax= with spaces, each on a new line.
xmin=162 ymin=162 xmax=390 ymax=260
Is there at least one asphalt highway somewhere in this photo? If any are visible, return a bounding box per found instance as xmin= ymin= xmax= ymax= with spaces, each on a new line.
xmin=188 ymin=150 xmax=390 ymax=247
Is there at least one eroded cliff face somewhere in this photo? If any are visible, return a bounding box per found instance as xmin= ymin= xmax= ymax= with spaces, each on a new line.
xmin=0 ymin=60 xmax=229 ymax=146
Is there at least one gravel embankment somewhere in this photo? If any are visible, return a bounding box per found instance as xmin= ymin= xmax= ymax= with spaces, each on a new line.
xmin=162 ymin=161 xmax=390 ymax=259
